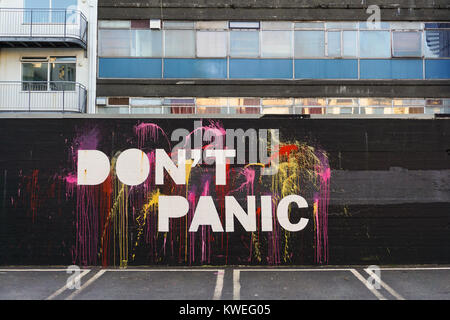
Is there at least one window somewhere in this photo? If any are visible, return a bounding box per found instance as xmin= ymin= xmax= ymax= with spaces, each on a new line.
xmin=424 ymin=24 xmax=450 ymax=58
xmin=294 ymin=31 xmax=325 ymax=57
xmin=163 ymin=98 xmax=195 ymax=114
xmin=24 ymin=0 xmax=77 ymax=23
xmin=98 ymin=30 xmax=132 ymax=56
xmin=327 ymin=31 xmax=341 ymax=56
xmin=164 ymin=30 xmax=196 ymax=57
xmin=392 ymin=32 xmax=422 ymax=57
xmin=22 ymin=56 xmax=76 ymax=91
xmin=196 ymin=31 xmax=227 ymax=57
xmin=360 ymin=31 xmax=391 ymax=58
xmin=261 ymin=31 xmax=292 ymax=58
xmin=196 ymin=98 xmax=228 ymax=114
xmin=132 ymin=30 xmax=162 ymax=57
xmin=130 ymin=98 xmax=162 ymax=114
xmin=230 ymin=31 xmax=260 ymax=57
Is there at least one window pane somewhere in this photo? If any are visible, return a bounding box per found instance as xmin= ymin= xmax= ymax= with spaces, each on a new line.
xmin=229 ymin=21 xmax=260 ymax=29
xmin=50 ymin=62 xmax=76 ymax=90
xmin=393 ymin=32 xmax=422 ymax=56
xmin=261 ymin=31 xmax=292 ymax=57
xmin=326 ymin=22 xmax=358 ymax=29
xmin=99 ymin=20 xmax=131 ymax=29
xmin=261 ymin=22 xmax=292 ymax=30
xmin=132 ymin=30 xmax=162 ymax=57
xmin=424 ymin=30 xmax=450 ymax=57
xmin=327 ymin=31 xmax=341 ymax=56
xmin=343 ymin=31 xmax=357 ymax=56
xmin=360 ymin=31 xmax=391 ymax=58
xmin=25 ymin=0 xmax=49 ymax=8
xmin=230 ymin=31 xmax=259 ymax=57
xmin=98 ymin=29 xmax=131 ymax=56
xmin=22 ymin=62 xmax=48 ymax=91
xmin=53 ymin=0 xmax=77 ymax=9
xmin=294 ymin=22 xmax=324 ymax=29
xmin=196 ymin=21 xmax=228 ymax=30
xmin=163 ymin=21 xmax=194 ymax=29
xmin=164 ymin=30 xmax=195 ymax=57
xmin=294 ymin=31 xmax=325 ymax=57
xmin=196 ymin=31 xmax=227 ymax=57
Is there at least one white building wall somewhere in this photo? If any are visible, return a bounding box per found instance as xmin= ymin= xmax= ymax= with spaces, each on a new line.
xmin=0 ymin=0 xmax=97 ymax=113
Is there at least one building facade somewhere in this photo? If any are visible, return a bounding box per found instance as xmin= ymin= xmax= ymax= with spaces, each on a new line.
xmin=0 ymin=0 xmax=98 ymax=113
xmin=95 ymin=0 xmax=450 ymax=116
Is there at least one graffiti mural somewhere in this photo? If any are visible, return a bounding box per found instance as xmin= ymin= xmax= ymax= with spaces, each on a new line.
xmin=0 ymin=118 xmax=330 ymax=267
xmin=1 ymin=118 xmax=449 ymax=266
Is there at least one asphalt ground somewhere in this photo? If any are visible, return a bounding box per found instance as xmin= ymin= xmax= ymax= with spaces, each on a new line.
xmin=0 ymin=266 xmax=449 ymax=301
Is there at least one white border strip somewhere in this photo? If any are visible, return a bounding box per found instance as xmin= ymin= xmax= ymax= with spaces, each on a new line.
xmin=238 ymin=268 xmax=352 ymax=272
xmin=104 ymin=268 xmax=223 ymax=272
xmin=379 ymin=267 xmax=450 ymax=271
xmin=0 ymin=269 xmax=70 ymax=271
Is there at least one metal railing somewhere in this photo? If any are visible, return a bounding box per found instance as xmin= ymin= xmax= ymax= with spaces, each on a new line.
xmin=0 ymin=8 xmax=87 ymax=46
xmin=0 ymin=81 xmax=87 ymax=113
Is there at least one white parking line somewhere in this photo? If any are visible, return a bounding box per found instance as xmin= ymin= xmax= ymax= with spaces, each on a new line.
xmin=238 ymin=268 xmax=352 ymax=272
xmin=65 ymin=269 xmax=106 ymax=300
xmin=104 ymin=268 xmax=223 ymax=272
xmin=379 ymin=267 xmax=450 ymax=271
xmin=46 ymin=269 xmax=91 ymax=300
xmin=350 ymin=269 xmax=387 ymax=300
xmin=0 ymin=269 xmax=69 ymax=271
xmin=233 ymin=270 xmax=240 ymax=300
xmin=213 ymin=270 xmax=225 ymax=300
xmin=364 ymin=268 xmax=405 ymax=300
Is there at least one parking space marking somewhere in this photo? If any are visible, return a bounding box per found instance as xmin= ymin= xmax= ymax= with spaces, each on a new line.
xmin=213 ymin=270 xmax=225 ymax=300
xmin=238 ymin=268 xmax=352 ymax=272
xmin=350 ymin=269 xmax=387 ymax=300
xmin=104 ymin=268 xmax=223 ymax=272
xmin=46 ymin=269 xmax=91 ymax=300
xmin=66 ymin=269 xmax=106 ymax=300
xmin=364 ymin=268 xmax=405 ymax=300
xmin=0 ymin=269 xmax=70 ymax=272
xmin=379 ymin=267 xmax=450 ymax=271
xmin=233 ymin=270 xmax=240 ymax=300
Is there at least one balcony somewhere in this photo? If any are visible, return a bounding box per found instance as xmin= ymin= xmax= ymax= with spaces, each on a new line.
xmin=0 ymin=8 xmax=87 ymax=49
xmin=0 ymin=81 xmax=87 ymax=113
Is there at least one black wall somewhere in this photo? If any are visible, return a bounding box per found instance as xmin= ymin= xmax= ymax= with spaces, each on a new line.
xmin=0 ymin=117 xmax=449 ymax=266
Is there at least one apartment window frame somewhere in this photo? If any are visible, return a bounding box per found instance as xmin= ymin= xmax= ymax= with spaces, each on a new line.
xmin=21 ymin=56 xmax=76 ymax=91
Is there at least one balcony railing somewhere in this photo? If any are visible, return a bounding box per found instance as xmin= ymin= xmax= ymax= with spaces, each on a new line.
xmin=0 ymin=8 xmax=87 ymax=48
xmin=0 ymin=81 xmax=87 ymax=113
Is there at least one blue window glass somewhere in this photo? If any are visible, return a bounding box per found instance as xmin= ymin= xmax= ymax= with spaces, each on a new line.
xmin=230 ymin=59 xmax=292 ymax=79
xmin=295 ymin=60 xmax=358 ymax=79
xmin=294 ymin=31 xmax=325 ymax=57
xmin=164 ymin=59 xmax=227 ymax=79
xmin=98 ymin=58 xmax=162 ymax=79
xmin=360 ymin=31 xmax=391 ymax=58
xmin=425 ymin=60 xmax=450 ymax=79
xmin=230 ymin=31 xmax=259 ymax=57
xmin=360 ymin=60 xmax=423 ymax=79
xmin=424 ymin=30 xmax=450 ymax=58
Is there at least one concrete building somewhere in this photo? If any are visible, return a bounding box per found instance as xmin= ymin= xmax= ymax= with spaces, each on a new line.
xmin=0 ymin=0 xmax=98 ymax=113
xmin=94 ymin=0 xmax=450 ymax=116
